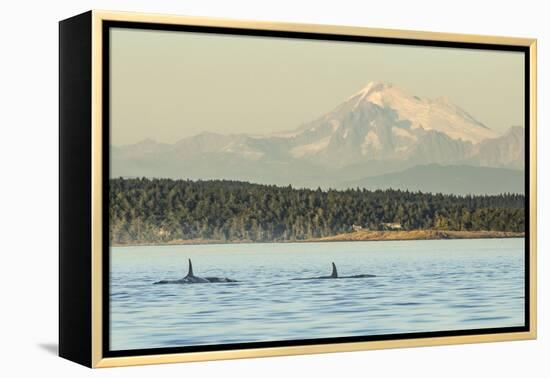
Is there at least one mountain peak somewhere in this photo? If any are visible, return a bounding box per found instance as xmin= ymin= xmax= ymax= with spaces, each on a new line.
xmin=349 ymin=81 xmax=415 ymax=111
xmin=359 ymin=81 xmax=394 ymax=93
xmin=351 ymin=81 xmax=395 ymax=100
xmin=342 ymin=82 xmax=498 ymax=143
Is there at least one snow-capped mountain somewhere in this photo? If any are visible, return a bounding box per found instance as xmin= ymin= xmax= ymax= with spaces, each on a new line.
xmin=346 ymin=82 xmax=498 ymax=143
xmin=111 ymin=82 xmax=524 ymax=193
xmin=275 ymin=81 xmax=500 ymax=168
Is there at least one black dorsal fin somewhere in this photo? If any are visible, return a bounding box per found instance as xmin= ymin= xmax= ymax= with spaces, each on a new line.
xmin=331 ymin=262 xmax=338 ymax=278
xmin=187 ymin=259 xmax=194 ymax=277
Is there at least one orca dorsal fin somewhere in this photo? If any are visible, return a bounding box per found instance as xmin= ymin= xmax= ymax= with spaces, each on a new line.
xmin=331 ymin=262 xmax=338 ymax=278
xmin=187 ymin=259 xmax=194 ymax=277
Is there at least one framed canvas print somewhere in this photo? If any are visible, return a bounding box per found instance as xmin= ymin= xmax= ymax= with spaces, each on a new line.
xmin=59 ymin=10 xmax=537 ymax=368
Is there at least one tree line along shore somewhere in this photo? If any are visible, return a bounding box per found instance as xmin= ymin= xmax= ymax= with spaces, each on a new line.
xmin=109 ymin=178 xmax=525 ymax=246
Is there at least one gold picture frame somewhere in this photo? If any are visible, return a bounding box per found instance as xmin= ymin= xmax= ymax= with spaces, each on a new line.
xmin=59 ymin=10 xmax=537 ymax=368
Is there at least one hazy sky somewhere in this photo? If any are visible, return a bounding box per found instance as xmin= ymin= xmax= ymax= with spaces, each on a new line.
xmin=110 ymin=28 xmax=525 ymax=146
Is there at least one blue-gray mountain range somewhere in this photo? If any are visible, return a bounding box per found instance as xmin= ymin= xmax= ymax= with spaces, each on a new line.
xmin=112 ymin=82 xmax=524 ymax=195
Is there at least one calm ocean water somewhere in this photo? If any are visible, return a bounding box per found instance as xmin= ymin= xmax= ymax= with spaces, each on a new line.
xmin=110 ymin=238 xmax=525 ymax=351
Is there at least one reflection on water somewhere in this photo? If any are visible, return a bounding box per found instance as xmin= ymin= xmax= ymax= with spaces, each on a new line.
xmin=110 ymin=238 xmax=525 ymax=351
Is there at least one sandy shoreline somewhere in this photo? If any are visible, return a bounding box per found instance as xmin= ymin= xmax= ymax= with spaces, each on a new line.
xmin=111 ymin=230 xmax=524 ymax=248
xmin=314 ymin=229 xmax=525 ymax=242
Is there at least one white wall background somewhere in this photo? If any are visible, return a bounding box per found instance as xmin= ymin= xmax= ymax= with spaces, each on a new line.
xmin=0 ymin=0 xmax=547 ymax=376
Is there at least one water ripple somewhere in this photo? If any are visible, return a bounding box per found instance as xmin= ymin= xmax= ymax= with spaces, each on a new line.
xmin=110 ymin=239 xmax=525 ymax=351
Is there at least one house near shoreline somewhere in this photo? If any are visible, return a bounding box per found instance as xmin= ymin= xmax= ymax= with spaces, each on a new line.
xmin=382 ymin=222 xmax=402 ymax=230
xmin=352 ymin=224 xmax=364 ymax=232
xmin=352 ymin=222 xmax=402 ymax=231
xmin=157 ymin=228 xmax=171 ymax=237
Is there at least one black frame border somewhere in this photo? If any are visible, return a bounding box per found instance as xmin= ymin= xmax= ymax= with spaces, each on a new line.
xmin=101 ymin=20 xmax=531 ymax=359
xmin=59 ymin=11 xmax=94 ymax=367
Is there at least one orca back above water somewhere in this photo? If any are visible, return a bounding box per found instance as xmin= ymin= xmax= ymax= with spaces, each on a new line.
xmin=330 ymin=262 xmax=338 ymax=278
xmin=292 ymin=262 xmax=376 ymax=280
xmin=154 ymin=259 xmax=237 ymax=284
xmin=154 ymin=260 xmax=373 ymax=284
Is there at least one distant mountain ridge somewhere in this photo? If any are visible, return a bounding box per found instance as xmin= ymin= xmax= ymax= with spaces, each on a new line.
xmin=112 ymin=82 xmax=525 ymax=194
xmin=345 ymin=164 xmax=524 ymax=195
